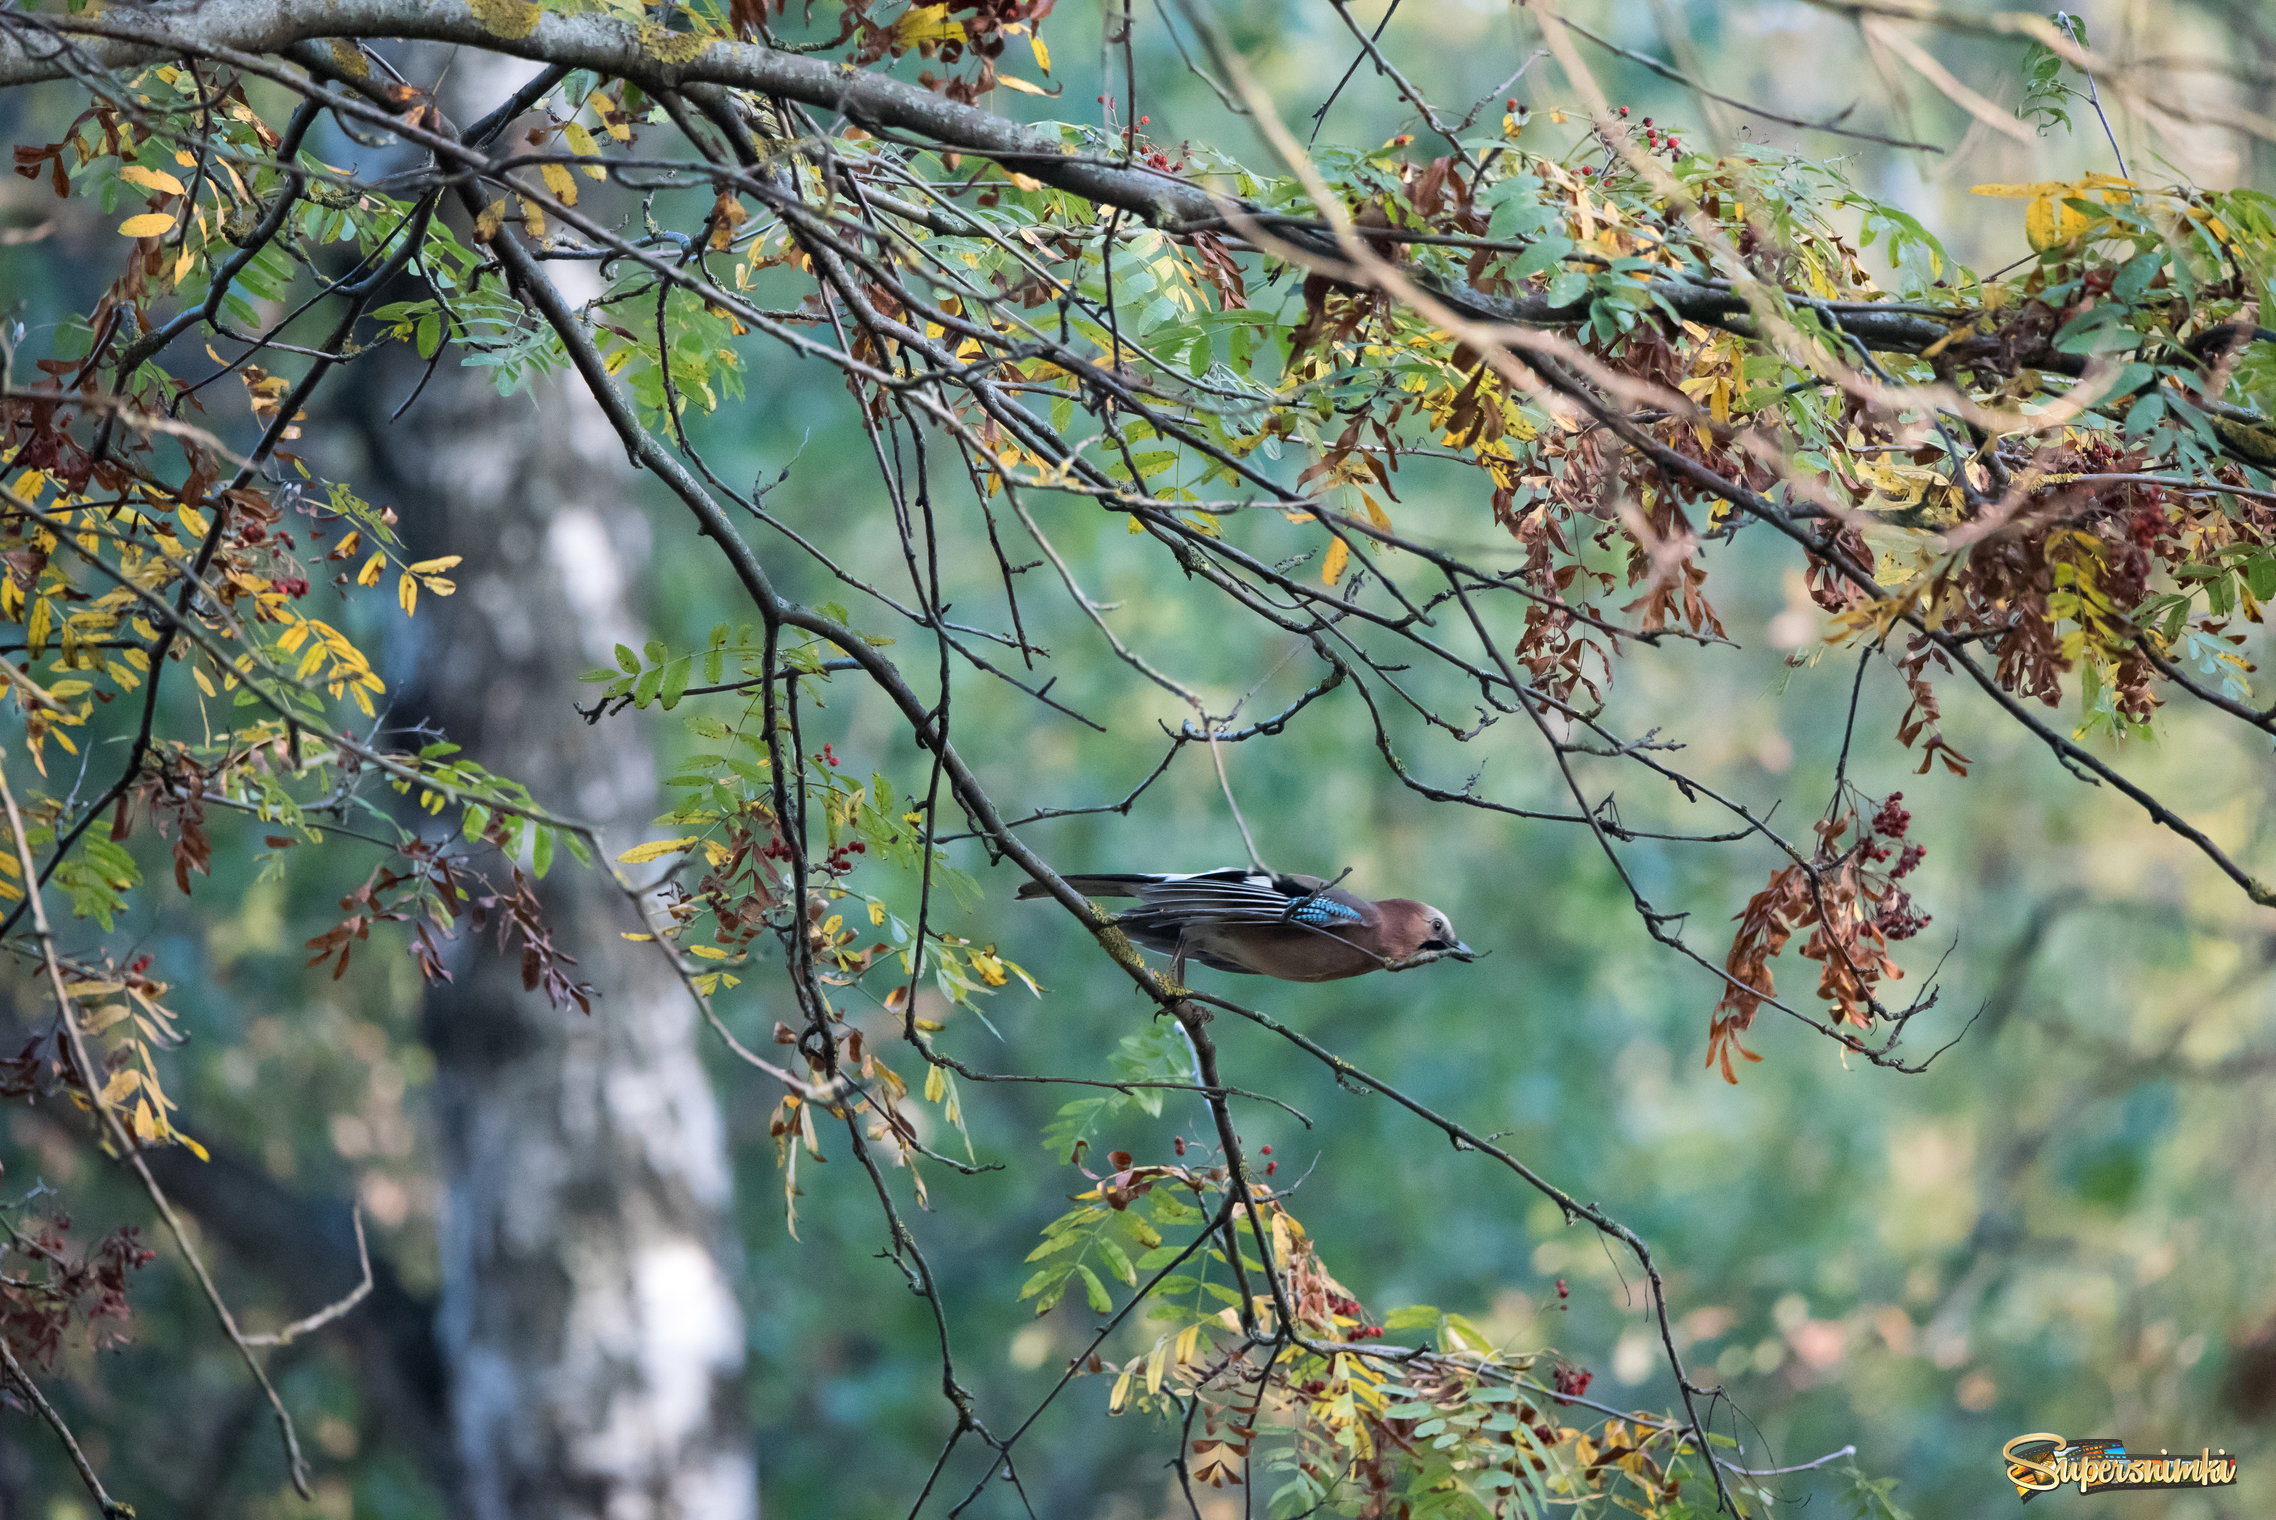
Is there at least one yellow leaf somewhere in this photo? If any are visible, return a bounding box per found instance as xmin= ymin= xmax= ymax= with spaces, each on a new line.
xmin=562 ymin=121 xmax=607 ymax=178
xmin=700 ymin=839 xmax=734 ymax=868
xmin=474 ymin=198 xmax=507 ymax=241
xmin=996 ymin=74 xmax=1050 ymax=96
xmin=192 ymin=665 xmax=216 ymax=697
xmin=118 ymin=212 xmax=175 ymax=238
xmin=1971 ymin=178 xmax=2119 ymax=252
xmin=617 ymin=836 xmax=697 ymax=863
xmin=596 ymin=91 xmax=632 ymax=143
xmin=924 ymin=1064 xmax=946 ymax=1104
xmin=686 ymin=943 xmax=732 ymax=961
xmin=519 ymin=195 xmax=546 ymax=239
xmin=620 ymin=931 xmax=655 ymax=941
xmin=1320 ymin=537 xmax=1350 ymax=585
xmin=895 ymin=4 xmax=963 ymax=44
xmin=1031 ymin=34 xmax=1051 ymax=73
xmin=1006 ymin=171 xmax=1042 ymax=192
xmin=540 ymin=160 xmax=578 ymax=206
xmin=398 ymin=571 xmax=418 ymax=617
xmin=405 ymin=555 xmax=462 ymax=574
xmin=357 ymin=551 xmax=386 ymax=587
xmin=119 ymin=165 xmax=186 ymax=195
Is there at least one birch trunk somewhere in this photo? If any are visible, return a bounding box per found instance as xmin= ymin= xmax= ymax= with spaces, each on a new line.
xmin=339 ymin=57 xmax=758 ymax=1510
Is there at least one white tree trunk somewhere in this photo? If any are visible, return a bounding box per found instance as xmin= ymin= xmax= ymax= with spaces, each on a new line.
xmin=341 ymin=54 xmax=759 ymax=1508
xmin=404 ymin=352 xmax=756 ymax=1520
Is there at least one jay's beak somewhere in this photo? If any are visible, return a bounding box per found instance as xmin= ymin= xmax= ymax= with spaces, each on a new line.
xmin=1447 ymin=940 xmax=1476 ymax=962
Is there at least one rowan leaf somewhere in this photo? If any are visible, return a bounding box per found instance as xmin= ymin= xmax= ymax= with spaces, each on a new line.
xmin=618 ymin=837 xmax=697 ymax=864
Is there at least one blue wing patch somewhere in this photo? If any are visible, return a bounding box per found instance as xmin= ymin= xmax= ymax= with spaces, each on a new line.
xmin=1288 ymin=896 xmax=1363 ymax=927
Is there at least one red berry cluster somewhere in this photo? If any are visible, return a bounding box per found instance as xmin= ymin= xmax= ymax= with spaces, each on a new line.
xmin=1875 ymin=888 xmax=1930 ymax=940
xmin=1324 ymin=1293 xmax=1385 ymax=1339
xmin=1639 ymin=115 xmax=1681 ymax=157
xmin=1552 ymin=1362 xmax=1594 ymax=1399
xmin=1865 ymin=792 xmax=1931 ymax=938
xmin=821 ymin=743 xmax=840 ymax=767
xmin=822 ymin=839 xmax=866 ymax=874
xmin=271 ymin=575 xmax=310 ymax=598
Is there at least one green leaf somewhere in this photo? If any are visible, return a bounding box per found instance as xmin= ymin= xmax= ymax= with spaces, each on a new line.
xmin=1075 ymin=1263 xmax=1113 ymax=1314
xmin=2247 ymin=555 xmax=2276 ymax=601
xmin=1512 ymin=235 xmax=1575 ymax=282
xmin=1095 ymin=1234 xmax=1137 ymax=1286
xmin=1543 ymin=268 xmax=1591 ymax=307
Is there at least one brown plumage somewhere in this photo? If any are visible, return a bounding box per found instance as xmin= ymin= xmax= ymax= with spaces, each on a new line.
xmin=1016 ymin=868 xmax=1473 ymax=983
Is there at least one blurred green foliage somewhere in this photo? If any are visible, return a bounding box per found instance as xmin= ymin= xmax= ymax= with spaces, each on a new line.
xmin=2 ymin=2 xmax=2275 ymax=1517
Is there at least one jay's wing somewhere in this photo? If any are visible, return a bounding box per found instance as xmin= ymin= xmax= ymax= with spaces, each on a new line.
xmin=1045 ymin=869 xmax=1372 ymax=929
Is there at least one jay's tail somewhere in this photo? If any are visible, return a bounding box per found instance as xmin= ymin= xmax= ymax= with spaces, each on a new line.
xmin=1015 ymin=873 xmax=1160 ymax=901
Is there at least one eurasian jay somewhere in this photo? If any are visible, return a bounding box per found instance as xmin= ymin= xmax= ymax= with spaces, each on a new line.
xmin=1018 ymin=868 xmax=1474 ymax=983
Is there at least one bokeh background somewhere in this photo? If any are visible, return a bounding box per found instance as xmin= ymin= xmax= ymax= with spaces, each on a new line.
xmin=3 ymin=1 xmax=2275 ymax=1515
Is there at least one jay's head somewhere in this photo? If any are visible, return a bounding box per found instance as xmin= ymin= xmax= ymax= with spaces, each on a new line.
xmin=1378 ymin=899 xmax=1474 ymax=964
